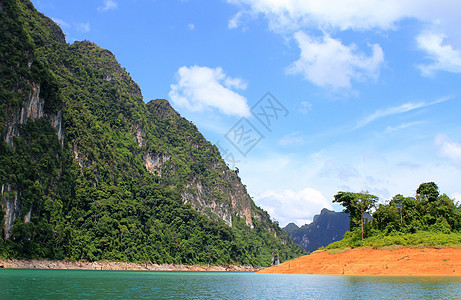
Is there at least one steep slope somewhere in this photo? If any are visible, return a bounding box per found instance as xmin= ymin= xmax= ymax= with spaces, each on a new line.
xmin=0 ymin=0 xmax=304 ymax=265
xmin=145 ymin=99 xmax=256 ymax=228
xmin=283 ymin=209 xmax=349 ymax=253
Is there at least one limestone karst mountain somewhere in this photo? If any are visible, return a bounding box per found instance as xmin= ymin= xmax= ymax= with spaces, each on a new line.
xmin=283 ymin=209 xmax=349 ymax=253
xmin=0 ymin=0 xmax=304 ymax=265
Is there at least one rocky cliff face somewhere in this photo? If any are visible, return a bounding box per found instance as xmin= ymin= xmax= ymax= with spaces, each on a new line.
xmin=181 ymin=171 xmax=254 ymax=228
xmin=1 ymin=184 xmax=19 ymax=239
xmin=4 ymin=83 xmax=63 ymax=144
xmin=0 ymin=0 xmax=303 ymax=264
xmin=145 ymin=99 xmax=256 ymax=228
xmin=1 ymin=0 xmax=64 ymax=239
xmin=1 ymin=83 xmax=63 ymax=238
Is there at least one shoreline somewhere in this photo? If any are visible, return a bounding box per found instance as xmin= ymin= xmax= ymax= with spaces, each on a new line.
xmin=0 ymin=259 xmax=263 ymax=272
xmin=258 ymin=247 xmax=461 ymax=276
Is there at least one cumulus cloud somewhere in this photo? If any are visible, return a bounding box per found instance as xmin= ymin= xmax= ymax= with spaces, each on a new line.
xmin=228 ymin=0 xmax=461 ymax=84
xmin=286 ymin=31 xmax=384 ymax=89
xmin=228 ymin=0 xmax=409 ymax=32
xmin=228 ymin=0 xmax=461 ymax=32
xmin=435 ymin=134 xmax=461 ymax=166
xmin=417 ymin=31 xmax=461 ymax=75
xmin=169 ymin=65 xmax=251 ymax=117
xmin=98 ymin=0 xmax=118 ymax=12
xmin=254 ymin=187 xmax=332 ymax=227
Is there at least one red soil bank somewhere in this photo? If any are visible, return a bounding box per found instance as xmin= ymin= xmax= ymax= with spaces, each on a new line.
xmin=258 ymin=247 xmax=461 ymax=275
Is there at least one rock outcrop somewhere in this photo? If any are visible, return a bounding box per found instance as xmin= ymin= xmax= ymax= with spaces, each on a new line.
xmin=181 ymin=171 xmax=254 ymax=228
xmin=1 ymin=184 xmax=20 ymax=239
xmin=145 ymin=99 xmax=257 ymax=228
xmin=4 ymin=83 xmax=63 ymax=145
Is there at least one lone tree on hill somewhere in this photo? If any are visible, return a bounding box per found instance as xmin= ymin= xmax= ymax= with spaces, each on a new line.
xmin=333 ymin=191 xmax=378 ymax=241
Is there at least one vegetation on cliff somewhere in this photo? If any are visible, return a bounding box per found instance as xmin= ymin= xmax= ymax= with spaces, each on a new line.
xmin=326 ymin=182 xmax=461 ymax=249
xmin=0 ymin=0 xmax=304 ymax=266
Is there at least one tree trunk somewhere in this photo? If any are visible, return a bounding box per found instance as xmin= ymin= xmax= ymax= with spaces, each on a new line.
xmin=361 ymin=215 xmax=364 ymax=241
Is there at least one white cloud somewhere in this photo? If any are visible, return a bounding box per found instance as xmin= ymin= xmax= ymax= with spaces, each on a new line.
xmin=51 ymin=17 xmax=70 ymax=28
xmin=239 ymin=134 xmax=461 ymax=226
xmin=254 ymin=188 xmax=332 ymax=227
xmin=75 ymin=22 xmax=90 ymax=33
xmin=98 ymin=0 xmax=118 ymax=12
xmin=228 ymin=11 xmax=243 ymax=29
xmin=228 ymin=0 xmax=407 ymax=32
xmin=228 ymin=0 xmax=461 ymax=32
xmin=286 ymin=31 xmax=384 ymax=89
xmin=169 ymin=65 xmax=251 ymax=117
xmin=298 ymin=101 xmax=312 ymax=114
xmin=385 ymin=121 xmax=424 ymax=133
xmin=435 ymin=134 xmax=461 ymax=166
xmin=278 ymin=132 xmax=304 ymax=146
xmin=224 ymin=77 xmax=247 ymax=90
xmin=417 ymin=31 xmax=461 ymax=75
xmin=319 ymin=160 xmax=361 ymax=182
xmin=228 ymin=0 xmax=461 ymax=83
xmin=450 ymin=192 xmax=461 ymax=202
xmin=187 ymin=23 xmax=195 ymax=30
xmin=355 ymin=97 xmax=450 ymax=129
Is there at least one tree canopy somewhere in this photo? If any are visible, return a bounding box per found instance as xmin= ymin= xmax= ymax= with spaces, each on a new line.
xmin=328 ymin=182 xmax=461 ymax=249
xmin=333 ymin=191 xmax=378 ymax=241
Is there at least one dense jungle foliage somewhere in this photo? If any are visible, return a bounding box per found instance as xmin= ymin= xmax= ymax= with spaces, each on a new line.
xmin=326 ymin=182 xmax=461 ymax=249
xmin=0 ymin=0 xmax=304 ymax=266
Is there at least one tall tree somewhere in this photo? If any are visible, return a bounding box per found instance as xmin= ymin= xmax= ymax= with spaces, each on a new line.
xmin=333 ymin=191 xmax=378 ymax=241
xmin=333 ymin=192 xmax=360 ymax=230
xmin=416 ymin=182 xmax=439 ymax=203
xmin=391 ymin=194 xmax=405 ymax=225
xmin=356 ymin=192 xmax=378 ymax=241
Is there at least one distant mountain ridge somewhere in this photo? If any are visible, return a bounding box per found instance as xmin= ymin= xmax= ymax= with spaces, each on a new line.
xmin=283 ymin=209 xmax=350 ymax=253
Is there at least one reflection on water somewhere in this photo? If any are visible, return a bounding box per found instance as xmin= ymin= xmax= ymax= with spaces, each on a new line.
xmin=0 ymin=269 xmax=460 ymax=299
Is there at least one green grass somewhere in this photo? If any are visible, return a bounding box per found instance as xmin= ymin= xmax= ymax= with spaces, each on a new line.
xmin=325 ymin=230 xmax=461 ymax=250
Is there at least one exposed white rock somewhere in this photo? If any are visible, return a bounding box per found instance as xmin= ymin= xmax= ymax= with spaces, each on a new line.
xmin=2 ymin=82 xmax=64 ymax=238
xmin=145 ymin=153 xmax=170 ymax=176
xmin=1 ymin=184 xmax=21 ymax=239
xmin=134 ymin=125 xmax=146 ymax=147
xmin=5 ymin=83 xmax=63 ymax=145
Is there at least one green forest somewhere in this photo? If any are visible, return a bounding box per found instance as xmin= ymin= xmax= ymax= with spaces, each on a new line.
xmin=0 ymin=0 xmax=304 ymax=266
xmin=326 ymin=182 xmax=461 ymax=249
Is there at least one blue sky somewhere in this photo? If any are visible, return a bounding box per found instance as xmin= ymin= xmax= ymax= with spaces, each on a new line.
xmin=31 ymin=0 xmax=461 ymax=226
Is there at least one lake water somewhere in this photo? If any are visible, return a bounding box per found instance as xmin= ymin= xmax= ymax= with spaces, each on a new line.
xmin=1 ymin=269 xmax=460 ymax=299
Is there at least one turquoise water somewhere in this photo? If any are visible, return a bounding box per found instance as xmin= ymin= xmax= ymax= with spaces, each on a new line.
xmin=0 ymin=269 xmax=460 ymax=299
